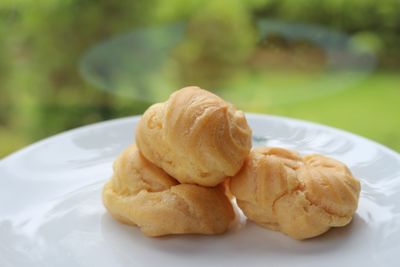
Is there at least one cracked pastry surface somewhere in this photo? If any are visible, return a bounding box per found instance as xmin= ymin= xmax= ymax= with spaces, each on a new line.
xmin=135 ymin=86 xmax=252 ymax=187
xmin=230 ymin=147 xmax=361 ymax=240
xmin=103 ymin=144 xmax=235 ymax=236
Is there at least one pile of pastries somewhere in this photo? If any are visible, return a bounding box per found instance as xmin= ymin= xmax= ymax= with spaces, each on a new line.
xmin=102 ymin=86 xmax=361 ymax=240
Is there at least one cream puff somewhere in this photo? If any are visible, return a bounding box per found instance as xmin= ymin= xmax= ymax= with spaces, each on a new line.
xmin=135 ymin=86 xmax=252 ymax=187
xmin=103 ymin=144 xmax=235 ymax=236
xmin=230 ymin=147 xmax=361 ymax=240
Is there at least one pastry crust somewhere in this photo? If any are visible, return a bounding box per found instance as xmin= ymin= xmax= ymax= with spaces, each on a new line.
xmin=135 ymin=86 xmax=252 ymax=187
xmin=103 ymin=144 xmax=235 ymax=236
xmin=230 ymin=147 xmax=361 ymax=240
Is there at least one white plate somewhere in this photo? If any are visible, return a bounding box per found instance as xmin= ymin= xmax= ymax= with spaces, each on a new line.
xmin=1 ymin=114 xmax=400 ymax=267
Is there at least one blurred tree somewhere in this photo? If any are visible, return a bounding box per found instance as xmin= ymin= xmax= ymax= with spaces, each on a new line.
xmin=253 ymin=0 xmax=400 ymax=68
xmin=171 ymin=0 xmax=256 ymax=89
xmin=2 ymin=0 xmax=155 ymax=139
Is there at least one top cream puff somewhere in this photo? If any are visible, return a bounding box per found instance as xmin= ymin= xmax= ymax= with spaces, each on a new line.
xmin=136 ymin=86 xmax=252 ymax=187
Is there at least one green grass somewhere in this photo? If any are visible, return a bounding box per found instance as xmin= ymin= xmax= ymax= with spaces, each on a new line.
xmin=260 ymin=72 xmax=400 ymax=151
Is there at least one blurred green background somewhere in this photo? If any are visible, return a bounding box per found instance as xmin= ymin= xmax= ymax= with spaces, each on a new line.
xmin=0 ymin=0 xmax=399 ymax=158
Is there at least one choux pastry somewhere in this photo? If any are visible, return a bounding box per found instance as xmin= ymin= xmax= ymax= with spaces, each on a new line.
xmin=103 ymin=144 xmax=235 ymax=236
xmin=135 ymin=86 xmax=252 ymax=187
xmin=230 ymin=147 xmax=361 ymax=240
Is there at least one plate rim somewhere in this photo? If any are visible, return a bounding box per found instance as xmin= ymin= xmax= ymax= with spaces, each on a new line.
xmin=1 ymin=113 xmax=399 ymax=164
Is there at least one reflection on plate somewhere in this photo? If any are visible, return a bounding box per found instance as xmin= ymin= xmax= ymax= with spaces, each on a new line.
xmin=1 ymin=114 xmax=399 ymax=267
xmin=80 ymin=20 xmax=376 ymax=107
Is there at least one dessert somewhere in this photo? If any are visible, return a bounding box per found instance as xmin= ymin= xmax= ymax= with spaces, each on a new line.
xmin=103 ymin=86 xmax=361 ymax=240
xmin=103 ymin=144 xmax=235 ymax=236
xmin=135 ymin=86 xmax=252 ymax=187
xmin=230 ymin=147 xmax=361 ymax=240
